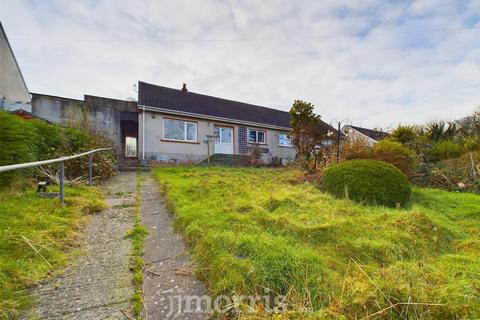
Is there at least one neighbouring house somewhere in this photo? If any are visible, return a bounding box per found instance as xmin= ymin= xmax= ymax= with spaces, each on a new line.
xmin=137 ymin=81 xmax=336 ymax=164
xmin=342 ymin=124 xmax=389 ymax=146
xmin=0 ymin=22 xmax=31 ymax=112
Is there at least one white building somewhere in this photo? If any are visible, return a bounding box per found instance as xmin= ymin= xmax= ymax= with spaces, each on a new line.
xmin=342 ymin=125 xmax=389 ymax=146
xmin=0 ymin=22 xmax=31 ymax=112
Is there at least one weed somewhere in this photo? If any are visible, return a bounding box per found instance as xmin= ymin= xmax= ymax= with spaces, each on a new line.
xmin=125 ymin=174 xmax=147 ymax=319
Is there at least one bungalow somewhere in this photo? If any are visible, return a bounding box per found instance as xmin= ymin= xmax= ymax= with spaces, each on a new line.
xmin=137 ymin=81 xmax=335 ymax=164
xmin=342 ymin=125 xmax=389 ymax=146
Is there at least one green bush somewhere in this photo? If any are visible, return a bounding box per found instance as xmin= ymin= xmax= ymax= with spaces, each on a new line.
xmin=0 ymin=111 xmax=116 ymax=187
xmin=31 ymin=124 xmax=116 ymax=182
xmin=58 ymin=126 xmax=117 ymax=182
xmin=0 ymin=112 xmax=41 ymax=185
xmin=427 ymin=140 xmax=465 ymax=162
xmin=389 ymin=125 xmax=417 ymax=146
xmin=345 ymin=140 xmax=417 ymax=178
xmin=322 ymin=159 xmax=411 ymax=207
xmin=30 ymin=118 xmax=66 ymax=159
xmin=373 ymin=140 xmax=417 ymax=177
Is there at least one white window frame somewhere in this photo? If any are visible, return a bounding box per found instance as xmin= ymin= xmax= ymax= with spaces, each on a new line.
xmin=163 ymin=118 xmax=198 ymax=142
xmin=278 ymin=132 xmax=293 ymax=147
xmin=248 ymin=129 xmax=266 ymax=144
xmin=215 ymin=126 xmax=233 ymax=144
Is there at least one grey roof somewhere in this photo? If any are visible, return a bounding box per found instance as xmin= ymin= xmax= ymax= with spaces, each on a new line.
xmin=350 ymin=125 xmax=389 ymax=141
xmin=138 ymin=81 xmax=291 ymax=127
xmin=138 ymin=81 xmax=335 ymax=133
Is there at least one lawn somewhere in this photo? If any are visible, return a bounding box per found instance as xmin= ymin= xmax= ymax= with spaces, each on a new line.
xmin=153 ymin=166 xmax=480 ymax=319
xmin=0 ymin=185 xmax=105 ymax=319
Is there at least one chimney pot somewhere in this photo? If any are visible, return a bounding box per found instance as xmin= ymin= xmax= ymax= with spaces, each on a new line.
xmin=182 ymin=83 xmax=187 ymax=92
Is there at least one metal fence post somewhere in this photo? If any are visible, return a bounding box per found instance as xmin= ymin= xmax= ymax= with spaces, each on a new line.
xmin=59 ymin=161 xmax=65 ymax=203
xmin=88 ymin=154 xmax=93 ymax=186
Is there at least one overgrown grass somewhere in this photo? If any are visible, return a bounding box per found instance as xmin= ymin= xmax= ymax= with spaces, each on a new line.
xmin=153 ymin=166 xmax=480 ymax=319
xmin=125 ymin=174 xmax=148 ymax=318
xmin=0 ymin=184 xmax=106 ymax=319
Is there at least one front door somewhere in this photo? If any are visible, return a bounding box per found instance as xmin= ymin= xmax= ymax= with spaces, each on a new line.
xmin=214 ymin=126 xmax=233 ymax=154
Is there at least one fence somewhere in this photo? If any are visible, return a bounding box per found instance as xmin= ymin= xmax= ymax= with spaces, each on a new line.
xmin=0 ymin=148 xmax=114 ymax=203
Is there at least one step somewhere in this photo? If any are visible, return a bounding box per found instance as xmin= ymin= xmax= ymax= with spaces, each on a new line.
xmin=197 ymin=154 xmax=250 ymax=166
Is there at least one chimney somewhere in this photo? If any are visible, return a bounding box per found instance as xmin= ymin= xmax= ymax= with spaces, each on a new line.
xmin=181 ymin=83 xmax=187 ymax=92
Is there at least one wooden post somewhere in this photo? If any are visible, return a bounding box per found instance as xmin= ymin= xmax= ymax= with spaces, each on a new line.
xmin=470 ymin=151 xmax=477 ymax=179
xmin=207 ymin=139 xmax=211 ymax=165
xmin=206 ymin=134 xmax=217 ymax=165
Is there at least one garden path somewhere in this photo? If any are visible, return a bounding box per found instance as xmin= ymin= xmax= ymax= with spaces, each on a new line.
xmin=141 ymin=175 xmax=208 ymax=319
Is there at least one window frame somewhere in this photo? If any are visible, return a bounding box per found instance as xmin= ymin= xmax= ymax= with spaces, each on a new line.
xmin=247 ymin=128 xmax=267 ymax=144
xmin=278 ymin=132 xmax=293 ymax=147
xmin=214 ymin=126 xmax=234 ymax=144
xmin=162 ymin=118 xmax=198 ymax=143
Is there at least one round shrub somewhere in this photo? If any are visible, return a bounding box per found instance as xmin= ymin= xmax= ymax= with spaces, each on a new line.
xmin=322 ymin=159 xmax=411 ymax=207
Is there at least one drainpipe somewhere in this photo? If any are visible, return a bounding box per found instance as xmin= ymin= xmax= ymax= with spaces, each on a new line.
xmin=142 ymin=106 xmax=146 ymax=160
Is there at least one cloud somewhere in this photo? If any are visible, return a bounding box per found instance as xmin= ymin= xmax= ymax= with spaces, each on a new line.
xmin=0 ymin=0 xmax=479 ymax=129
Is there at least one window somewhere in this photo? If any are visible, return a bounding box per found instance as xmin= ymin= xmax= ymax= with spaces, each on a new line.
xmin=248 ymin=129 xmax=266 ymax=144
xmin=125 ymin=136 xmax=137 ymax=157
xmin=164 ymin=119 xmax=197 ymax=142
xmin=321 ymin=139 xmax=333 ymax=147
xmin=215 ymin=127 xmax=232 ymax=143
xmin=278 ymin=133 xmax=292 ymax=147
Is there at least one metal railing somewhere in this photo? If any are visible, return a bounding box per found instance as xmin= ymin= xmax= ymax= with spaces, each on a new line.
xmin=0 ymin=148 xmax=114 ymax=203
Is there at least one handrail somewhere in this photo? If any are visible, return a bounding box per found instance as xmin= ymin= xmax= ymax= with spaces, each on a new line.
xmin=0 ymin=147 xmax=115 ymax=203
xmin=0 ymin=147 xmax=113 ymax=173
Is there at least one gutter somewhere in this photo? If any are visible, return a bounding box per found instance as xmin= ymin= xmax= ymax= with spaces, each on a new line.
xmin=138 ymin=104 xmax=292 ymax=131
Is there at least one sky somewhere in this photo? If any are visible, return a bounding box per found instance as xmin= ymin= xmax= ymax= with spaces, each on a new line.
xmin=1 ymin=0 xmax=479 ymax=129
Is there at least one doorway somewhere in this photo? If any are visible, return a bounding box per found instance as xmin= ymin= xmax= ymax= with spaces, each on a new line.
xmin=214 ymin=126 xmax=233 ymax=154
xmin=125 ymin=136 xmax=137 ymax=157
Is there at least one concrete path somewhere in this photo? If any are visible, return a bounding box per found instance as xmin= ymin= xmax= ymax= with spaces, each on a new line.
xmin=28 ymin=172 xmax=136 ymax=319
xmin=141 ymin=175 xmax=208 ymax=320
